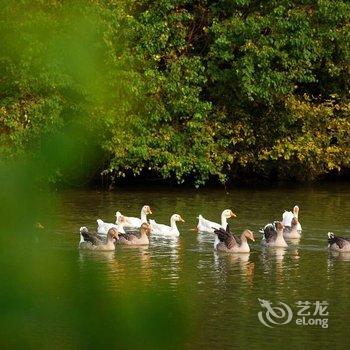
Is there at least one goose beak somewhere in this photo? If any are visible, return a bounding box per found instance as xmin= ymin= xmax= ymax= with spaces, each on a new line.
xmin=180 ymin=217 xmax=185 ymax=223
xmin=230 ymin=211 xmax=237 ymax=218
xmin=149 ymin=208 xmax=153 ymax=214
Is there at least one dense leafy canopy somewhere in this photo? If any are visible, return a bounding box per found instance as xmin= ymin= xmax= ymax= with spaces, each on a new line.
xmin=0 ymin=0 xmax=349 ymax=186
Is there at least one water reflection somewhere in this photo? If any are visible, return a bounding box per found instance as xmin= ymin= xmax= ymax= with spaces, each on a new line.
xmin=78 ymin=249 xmax=116 ymax=263
xmin=289 ymin=245 xmax=300 ymax=261
xmin=260 ymin=247 xmax=289 ymax=281
xmin=212 ymin=251 xmax=255 ymax=286
xmin=150 ymin=236 xmax=180 ymax=289
xmin=286 ymin=237 xmax=301 ymax=245
xmin=261 ymin=246 xmax=287 ymax=262
xmin=196 ymin=231 xmax=214 ymax=248
xmin=329 ymin=250 xmax=350 ymax=261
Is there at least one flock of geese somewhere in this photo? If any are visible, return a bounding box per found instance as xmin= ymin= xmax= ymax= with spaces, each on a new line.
xmin=78 ymin=205 xmax=350 ymax=253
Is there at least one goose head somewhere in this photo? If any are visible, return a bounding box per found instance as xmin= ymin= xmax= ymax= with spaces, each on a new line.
xmin=222 ymin=209 xmax=237 ymax=219
xmin=79 ymin=227 xmax=88 ymax=243
xmin=171 ymin=214 xmax=185 ymax=223
xmin=293 ymin=205 xmax=299 ymax=218
xmin=80 ymin=226 xmax=88 ymax=234
xmin=242 ymin=229 xmax=255 ymax=242
xmin=107 ymin=227 xmax=118 ymax=240
xmin=142 ymin=205 xmax=152 ymax=215
xmin=140 ymin=223 xmax=151 ymax=235
xmin=291 ymin=217 xmax=299 ymax=228
xmin=116 ymin=213 xmax=126 ymax=224
xmin=115 ymin=211 xmax=123 ymax=222
xmin=274 ymin=221 xmax=284 ymax=233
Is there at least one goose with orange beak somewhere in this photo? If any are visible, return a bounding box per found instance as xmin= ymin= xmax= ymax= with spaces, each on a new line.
xmin=214 ymin=225 xmax=255 ymax=253
xmin=116 ymin=205 xmax=153 ymax=231
xmin=197 ymin=209 xmax=236 ymax=233
xmin=117 ymin=223 xmax=152 ymax=246
xmin=261 ymin=221 xmax=288 ymax=247
xmin=149 ymin=214 xmax=185 ymax=237
xmin=79 ymin=227 xmax=118 ymax=251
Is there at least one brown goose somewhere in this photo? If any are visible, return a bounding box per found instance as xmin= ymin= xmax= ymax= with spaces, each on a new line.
xmin=214 ymin=225 xmax=255 ymax=253
xmin=261 ymin=221 xmax=288 ymax=247
xmin=117 ymin=223 xmax=151 ymax=246
xmin=283 ymin=217 xmax=300 ymax=239
xmin=79 ymin=227 xmax=117 ymax=251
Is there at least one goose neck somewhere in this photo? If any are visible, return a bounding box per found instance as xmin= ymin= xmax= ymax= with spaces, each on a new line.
xmin=240 ymin=233 xmax=247 ymax=245
xmin=107 ymin=234 xmax=115 ymax=244
xmin=140 ymin=210 xmax=147 ymax=223
xmin=170 ymin=218 xmax=178 ymax=231
xmin=221 ymin=214 xmax=228 ymax=228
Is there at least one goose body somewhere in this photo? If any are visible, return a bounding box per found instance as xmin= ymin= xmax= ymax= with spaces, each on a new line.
xmin=149 ymin=214 xmax=185 ymax=237
xmin=261 ymin=221 xmax=288 ymax=247
xmin=197 ymin=209 xmax=236 ymax=233
xmin=117 ymin=223 xmax=151 ymax=246
xmin=116 ymin=205 xmax=152 ymax=231
xmin=328 ymin=232 xmax=350 ymax=252
xmin=79 ymin=227 xmax=117 ymax=251
xmin=282 ymin=205 xmax=302 ymax=232
xmin=283 ymin=217 xmax=301 ymax=239
xmin=97 ymin=219 xmax=125 ymax=235
xmin=214 ymin=226 xmax=255 ymax=253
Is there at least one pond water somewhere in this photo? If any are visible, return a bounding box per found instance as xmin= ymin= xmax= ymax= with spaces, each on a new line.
xmin=3 ymin=183 xmax=350 ymax=349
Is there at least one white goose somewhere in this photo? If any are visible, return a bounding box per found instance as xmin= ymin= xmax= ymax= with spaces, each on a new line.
xmin=97 ymin=217 xmax=125 ymax=235
xmin=116 ymin=205 xmax=152 ymax=231
xmin=149 ymin=214 xmax=185 ymax=237
xmin=197 ymin=209 xmax=236 ymax=233
xmin=282 ymin=205 xmax=302 ymax=232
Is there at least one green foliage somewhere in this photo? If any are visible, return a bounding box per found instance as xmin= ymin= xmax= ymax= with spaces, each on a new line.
xmin=1 ymin=0 xmax=349 ymax=186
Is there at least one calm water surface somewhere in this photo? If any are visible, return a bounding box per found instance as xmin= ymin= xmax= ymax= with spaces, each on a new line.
xmin=44 ymin=184 xmax=350 ymax=349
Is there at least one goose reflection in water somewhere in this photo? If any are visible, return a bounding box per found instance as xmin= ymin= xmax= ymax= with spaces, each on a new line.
xmin=285 ymin=237 xmax=301 ymax=246
xmin=289 ymin=245 xmax=300 ymax=261
xmin=260 ymin=246 xmax=288 ymax=277
xmin=196 ymin=230 xmax=214 ymax=248
xmin=213 ymin=251 xmax=255 ymax=285
xmin=151 ymin=236 xmax=181 ymax=288
xmin=132 ymin=245 xmax=153 ymax=284
xmin=261 ymin=246 xmax=287 ymax=262
xmin=78 ymin=249 xmax=116 ymax=263
xmin=78 ymin=249 xmax=123 ymax=290
xmin=329 ymin=250 xmax=350 ymax=261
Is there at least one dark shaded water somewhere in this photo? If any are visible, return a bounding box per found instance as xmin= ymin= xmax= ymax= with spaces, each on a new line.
xmin=2 ymin=183 xmax=350 ymax=349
